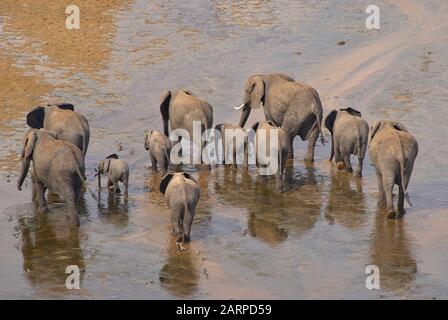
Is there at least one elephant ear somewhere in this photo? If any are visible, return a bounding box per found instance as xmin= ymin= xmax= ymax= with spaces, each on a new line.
xmin=56 ymin=103 xmax=75 ymax=111
xmin=24 ymin=130 xmax=38 ymax=159
xmin=325 ymin=110 xmax=338 ymax=134
xmin=159 ymin=173 xmax=174 ymax=194
xmin=392 ymin=121 xmax=408 ymax=132
xmin=106 ymin=153 xmax=119 ymax=159
xmin=369 ymin=120 xmax=382 ymax=141
xmin=160 ymin=90 xmax=171 ymax=136
xmin=274 ymin=73 xmax=295 ymax=82
xmin=26 ymin=107 xmax=45 ymax=129
xmin=341 ymin=107 xmax=361 ymax=117
xmin=183 ymin=172 xmax=197 ymax=184
xmin=247 ymin=76 xmax=264 ymax=109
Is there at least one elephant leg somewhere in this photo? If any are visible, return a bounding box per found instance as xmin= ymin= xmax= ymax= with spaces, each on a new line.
xmin=375 ymin=169 xmax=386 ymax=207
xmin=355 ymin=154 xmax=364 ymax=177
xmin=35 ymin=181 xmax=48 ymax=213
xmin=287 ymin=136 xmax=294 ymax=159
xmin=107 ymin=178 xmax=114 ymax=192
xmin=171 ymin=209 xmax=182 ymax=239
xmin=123 ymin=177 xmax=129 ymax=197
xmin=150 ymin=153 xmax=157 ymax=170
xmin=343 ymin=154 xmax=353 ymax=173
xmin=397 ymin=176 xmax=406 ymax=217
xmin=305 ymin=125 xmax=319 ymax=162
xmin=113 ymin=181 xmax=121 ymax=194
xmin=183 ymin=207 xmax=194 ymax=243
xmin=382 ymin=173 xmax=396 ymax=218
xmin=60 ymin=184 xmax=80 ymax=226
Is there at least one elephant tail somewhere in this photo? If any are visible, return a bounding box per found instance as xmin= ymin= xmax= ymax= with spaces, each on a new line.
xmin=394 ymin=130 xmax=412 ymax=207
xmin=75 ymin=167 xmax=100 ymax=204
xmin=310 ymin=88 xmax=325 ymax=146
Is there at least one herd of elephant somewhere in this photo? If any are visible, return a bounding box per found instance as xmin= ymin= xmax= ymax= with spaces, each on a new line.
xmin=15 ymin=73 xmax=419 ymax=244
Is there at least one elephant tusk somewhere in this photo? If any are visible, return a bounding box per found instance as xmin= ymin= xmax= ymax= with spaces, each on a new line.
xmin=234 ymin=103 xmax=245 ymax=110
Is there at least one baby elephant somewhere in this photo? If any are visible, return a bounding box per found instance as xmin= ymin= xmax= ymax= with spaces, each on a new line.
xmin=144 ymin=129 xmax=171 ymax=172
xmin=214 ymin=123 xmax=247 ymax=166
xmin=159 ymin=172 xmax=200 ymax=243
xmin=98 ymin=154 xmax=129 ymax=196
xmin=369 ymin=120 xmax=418 ymax=219
xmin=252 ymin=121 xmax=289 ymax=178
xmin=325 ymin=107 xmax=369 ymax=177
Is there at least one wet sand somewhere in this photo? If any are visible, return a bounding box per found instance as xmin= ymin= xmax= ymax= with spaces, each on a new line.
xmin=0 ymin=0 xmax=447 ymax=299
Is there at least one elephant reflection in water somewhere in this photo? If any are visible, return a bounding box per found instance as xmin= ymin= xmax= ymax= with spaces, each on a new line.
xmin=369 ymin=215 xmax=417 ymax=293
xmin=19 ymin=210 xmax=85 ymax=292
xmin=212 ymin=166 xmax=321 ymax=245
xmin=159 ymin=240 xmax=200 ymax=298
xmin=324 ymin=173 xmax=368 ymax=229
xmin=97 ymin=191 xmax=129 ymax=228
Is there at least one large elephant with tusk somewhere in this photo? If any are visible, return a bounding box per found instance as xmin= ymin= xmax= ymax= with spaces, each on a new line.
xmin=235 ymin=73 xmax=325 ymax=162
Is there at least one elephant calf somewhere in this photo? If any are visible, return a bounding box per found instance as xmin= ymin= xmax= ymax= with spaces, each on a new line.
xmin=144 ymin=129 xmax=171 ymax=172
xmin=98 ymin=154 xmax=129 ymax=196
xmin=369 ymin=120 xmax=418 ymax=219
xmin=252 ymin=121 xmax=289 ymax=178
xmin=17 ymin=129 xmax=86 ymax=225
xmin=325 ymin=107 xmax=369 ymax=177
xmin=214 ymin=123 xmax=248 ymax=166
xmin=159 ymin=172 xmax=200 ymax=243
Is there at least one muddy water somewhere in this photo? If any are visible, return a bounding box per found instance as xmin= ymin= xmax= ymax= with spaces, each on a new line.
xmin=1 ymin=0 xmax=447 ymax=299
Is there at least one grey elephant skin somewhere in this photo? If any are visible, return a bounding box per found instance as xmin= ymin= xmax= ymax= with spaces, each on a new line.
xmin=324 ymin=107 xmax=369 ymax=177
xmin=235 ymin=73 xmax=324 ymax=162
xmin=26 ymin=104 xmax=90 ymax=157
xmin=159 ymin=172 xmax=200 ymax=243
xmin=369 ymin=120 xmax=418 ymax=219
xmin=144 ymin=129 xmax=171 ymax=172
xmin=252 ymin=121 xmax=289 ymax=178
xmin=160 ymin=89 xmax=213 ymax=161
xmin=214 ymin=123 xmax=248 ymax=166
xmin=17 ymin=129 xmax=86 ymax=225
xmin=98 ymin=154 xmax=129 ymax=196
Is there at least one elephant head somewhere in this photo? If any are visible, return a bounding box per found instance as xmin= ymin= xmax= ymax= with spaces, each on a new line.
xmin=159 ymin=172 xmax=196 ymax=194
xmin=97 ymin=154 xmax=119 ymax=188
xmin=235 ymin=75 xmax=265 ymax=127
xmin=325 ymin=107 xmax=362 ymax=135
xmin=235 ymin=74 xmax=295 ymax=127
xmin=17 ymin=129 xmax=57 ymax=191
xmin=369 ymin=120 xmax=408 ymax=143
xmin=144 ymin=130 xmax=153 ymax=150
xmin=26 ymin=104 xmax=75 ymax=129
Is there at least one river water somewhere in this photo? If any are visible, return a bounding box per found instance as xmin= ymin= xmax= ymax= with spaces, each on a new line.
xmin=0 ymin=0 xmax=447 ymax=299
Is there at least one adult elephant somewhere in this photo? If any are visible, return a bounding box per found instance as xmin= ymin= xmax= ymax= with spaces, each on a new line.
xmin=160 ymin=89 xmax=213 ymax=163
xmin=234 ymin=73 xmax=325 ymax=162
xmin=17 ymin=129 xmax=86 ymax=225
xmin=26 ymin=104 xmax=90 ymax=157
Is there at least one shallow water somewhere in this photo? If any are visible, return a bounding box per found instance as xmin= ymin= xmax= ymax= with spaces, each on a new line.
xmin=0 ymin=0 xmax=447 ymax=299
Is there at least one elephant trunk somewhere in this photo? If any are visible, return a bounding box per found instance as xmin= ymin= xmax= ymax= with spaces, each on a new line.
xmin=17 ymin=157 xmax=31 ymax=191
xmin=238 ymin=105 xmax=251 ymax=127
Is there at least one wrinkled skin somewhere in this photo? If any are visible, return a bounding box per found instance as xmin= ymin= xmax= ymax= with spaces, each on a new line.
xmin=98 ymin=155 xmax=129 ymax=196
xmin=26 ymin=104 xmax=90 ymax=157
xmin=252 ymin=121 xmax=289 ymax=179
xmin=144 ymin=130 xmax=171 ymax=172
xmin=17 ymin=129 xmax=85 ymax=225
xmin=236 ymin=73 xmax=324 ymax=162
xmin=369 ymin=120 xmax=418 ymax=219
xmin=159 ymin=172 xmax=200 ymax=243
xmin=214 ymin=123 xmax=248 ymax=166
xmin=160 ymin=89 xmax=213 ymax=162
xmin=324 ymin=107 xmax=369 ymax=177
